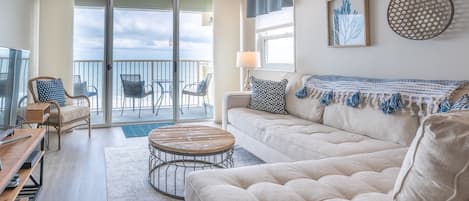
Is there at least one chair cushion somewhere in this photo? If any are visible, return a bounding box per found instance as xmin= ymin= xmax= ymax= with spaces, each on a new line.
xmin=393 ymin=111 xmax=469 ymax=201
xmin=248 ymin=76 xmax=288 ymax=114
xmin=37 ymin=79 xmax=66 ymax=106
xmin=49 ymin=105 xmax=90 ymax=123
xmin=323 ymin=103 xmax=420 ymax=146
xmin=185 ymin=148 xmax=408 ymax=201
xmin=122 ymin=80 xmax=145 ymax=97
xmin=284 ymin=73 xmax=324 ymax=123
xmin=183 ymin=88 xmax=203 ymax=96
xmin=196 ymin=80 xmax=207 ymax=93
xmin=73 ymin=81 xmax=87 ymax=96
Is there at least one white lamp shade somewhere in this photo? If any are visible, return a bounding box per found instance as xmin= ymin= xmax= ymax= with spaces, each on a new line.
xmin=236 ymin=51 xmax=261 ymax=69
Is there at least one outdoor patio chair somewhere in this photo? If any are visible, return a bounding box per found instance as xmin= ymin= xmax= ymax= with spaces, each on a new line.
xmin=73 ymin=75 xmax=99 ymax=114
xmin=181 ymin=73 xmax=212 ymax=115
xmin=120 ymin=74 xmax=154 ymax=118
xmin=29 ymin=76 xmax=91 ymax=150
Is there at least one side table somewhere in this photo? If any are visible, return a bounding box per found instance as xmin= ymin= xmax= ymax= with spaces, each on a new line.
xmin=25 ymin=103 xmax=50 ymax=149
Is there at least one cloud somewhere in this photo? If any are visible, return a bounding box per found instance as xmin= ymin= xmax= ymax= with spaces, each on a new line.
xmin=74 ymin=8 xmax=213 ymax=60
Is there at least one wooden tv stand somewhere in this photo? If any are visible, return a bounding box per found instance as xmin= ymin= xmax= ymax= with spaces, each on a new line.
xmin=0 ymin=128 xmax=46 ymax=201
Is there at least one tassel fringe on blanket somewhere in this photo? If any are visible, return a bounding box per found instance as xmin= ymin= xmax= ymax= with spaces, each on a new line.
xmin=299 ymin=75 xmax=469 ymax=116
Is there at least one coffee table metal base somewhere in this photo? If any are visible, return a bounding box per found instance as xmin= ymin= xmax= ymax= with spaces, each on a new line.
xmin=148 ymin=144 xmax=234 ymax=200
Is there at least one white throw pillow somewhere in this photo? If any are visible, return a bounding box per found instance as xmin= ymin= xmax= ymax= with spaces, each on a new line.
xmin=284 ymin=73 xmax=324 ymax=123
xmin=323 ymin=104 xmax=420 ymax=146
xmin=393 ymin=111 xmax=469 ymax=201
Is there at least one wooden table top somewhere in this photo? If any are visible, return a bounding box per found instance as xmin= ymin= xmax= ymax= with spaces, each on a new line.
xmin=0 ymin=128 xmax=45 ymax=194
xmin=149 ymin=125 xmax=235 ymax=155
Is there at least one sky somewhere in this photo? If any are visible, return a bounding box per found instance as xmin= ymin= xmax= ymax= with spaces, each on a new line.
xmin=73 ymin=8 xmax=213 ymax=61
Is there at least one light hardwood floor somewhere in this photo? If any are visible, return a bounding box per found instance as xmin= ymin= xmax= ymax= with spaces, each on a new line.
xmin=35 ymin=122 xmax=218 ymax=201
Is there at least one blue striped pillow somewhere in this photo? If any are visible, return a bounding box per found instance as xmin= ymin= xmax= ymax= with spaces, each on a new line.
xmin=36 ymin=79 xmax=66 ymax=106
xmin=451 ymin=94 xmax=469 ymax=111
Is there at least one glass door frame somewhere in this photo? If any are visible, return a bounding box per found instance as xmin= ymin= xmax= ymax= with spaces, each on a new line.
xmin=102 ymin=0 xmax=182 ymax=127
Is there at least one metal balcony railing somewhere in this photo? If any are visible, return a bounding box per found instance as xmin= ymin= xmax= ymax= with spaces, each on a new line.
xmin=0 ymin=57 xmax=30 ymax=106
xmin=73 ymin=59 xmax=211 ymax=112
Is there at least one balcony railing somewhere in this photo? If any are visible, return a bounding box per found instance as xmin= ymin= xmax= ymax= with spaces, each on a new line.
xmin=0 ymin=57 xmax=30 ymax=104
xmin=73 ymin=59 xmax=211 ymax=112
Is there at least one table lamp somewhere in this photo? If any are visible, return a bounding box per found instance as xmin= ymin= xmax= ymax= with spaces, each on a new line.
xmin=236 ymin=51 xmax=260 ymax=91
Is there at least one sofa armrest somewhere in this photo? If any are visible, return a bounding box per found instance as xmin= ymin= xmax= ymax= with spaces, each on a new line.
xmin=222 ymin=92 xmax=251 ymax=129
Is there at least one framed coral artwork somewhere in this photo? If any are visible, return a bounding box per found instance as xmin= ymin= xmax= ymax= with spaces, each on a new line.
xmin=327 ymin=0 xmax=370 ymax=47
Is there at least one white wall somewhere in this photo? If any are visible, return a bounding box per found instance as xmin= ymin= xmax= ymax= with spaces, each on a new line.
xmin=0 ymin=0 xmax=35 ymax=50
xmin=213 ymin=0 xmax=241 ymax=122
xmin=247 ymin=0 xmax=469 ymax=81
xmin=0 ymin=0 xmax=40 ymax=99
xmin=38 ymin=0 xmax=74 ymax=91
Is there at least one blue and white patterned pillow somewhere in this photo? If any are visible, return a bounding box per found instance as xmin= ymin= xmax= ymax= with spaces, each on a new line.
xmin=196 ymin=80 xmax=207 ymax=93
xmin=73 ymin=81 xmax=87 ymax=96
xmin=451 ymin=94 xmax=469 ymax=111
xmin=36 ymin=79 xmax=66 ymax=106
xmin=248 ymin=76 xmax=288 ymax=114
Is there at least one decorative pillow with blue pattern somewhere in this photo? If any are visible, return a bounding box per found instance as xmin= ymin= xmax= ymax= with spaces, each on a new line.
xmin=36 ymin=79 xmax=66 ymax=106
xmin=451 ymin=94 xmax=469 ymax=111
xmin=196 ymin=80 xmax=207 ymax=93
xmin=249 ymin=76 xmax=288 ymax=114
xmin=73 ymin=81 xmax=87 ymax=96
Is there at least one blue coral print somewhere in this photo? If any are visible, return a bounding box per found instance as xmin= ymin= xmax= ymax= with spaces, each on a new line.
xmin=331 ymin=0 xmax=365 ymax=46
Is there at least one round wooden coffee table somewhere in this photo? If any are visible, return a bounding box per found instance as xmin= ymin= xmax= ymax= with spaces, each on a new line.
xmin=148 ymin=125 xmax=235 ymax=199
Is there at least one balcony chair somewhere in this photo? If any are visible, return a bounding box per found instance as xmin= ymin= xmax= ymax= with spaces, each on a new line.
xmin=181 ymin=73 xmax=212 ymax=115
xmin=0 ymin=73 xmax=7 ymax=112
xmin=29 ymin=76 xmax=91 ymax=150
xmin=73 ymin=75 xmax=99 ymax=114
xmin=120 ymin=74 xmax=154 ymax=118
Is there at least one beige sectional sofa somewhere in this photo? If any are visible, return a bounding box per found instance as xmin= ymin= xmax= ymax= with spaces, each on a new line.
xmin=185 ymin=74 xmax=469 ymax=201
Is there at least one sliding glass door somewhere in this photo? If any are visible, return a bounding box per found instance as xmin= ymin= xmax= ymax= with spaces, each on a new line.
xmin=111 ymin=0 xmax=175 ymax=123
xmin=178 ymin=1 xmax=214 ymax=120
xmin=73 ymin=5 xmax=106 ymax=124
xmin=73 ymin=0 xmax=213 ymax=126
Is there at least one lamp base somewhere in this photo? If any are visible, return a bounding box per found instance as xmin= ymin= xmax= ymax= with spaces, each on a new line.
xmin=243 ymin=69 xmax=252 ymax=91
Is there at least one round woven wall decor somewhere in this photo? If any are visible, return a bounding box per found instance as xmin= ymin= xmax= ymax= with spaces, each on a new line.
xmin=387 ymin=0 xmax=454 ymax=40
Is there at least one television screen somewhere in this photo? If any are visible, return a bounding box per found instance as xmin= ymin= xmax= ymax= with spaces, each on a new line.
xmin=0 ymin=47 xmax=29 ymax=138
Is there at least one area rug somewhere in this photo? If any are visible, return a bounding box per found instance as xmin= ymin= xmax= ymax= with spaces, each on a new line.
xmin=120 ymin=123 xmax=175 ymax=138
xmin=105 ymin=143 xmax=264 ymax=201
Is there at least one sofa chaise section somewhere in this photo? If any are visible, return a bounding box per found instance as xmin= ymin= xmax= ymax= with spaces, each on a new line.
xmin=185 ymin=148 xmax=408 ymax=201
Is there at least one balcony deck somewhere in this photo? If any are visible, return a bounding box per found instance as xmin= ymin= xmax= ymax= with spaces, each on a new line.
xmin=90 ymin=105 xmax=214 ymax=124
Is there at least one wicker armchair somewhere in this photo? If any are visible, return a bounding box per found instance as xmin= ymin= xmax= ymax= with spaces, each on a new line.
xmin=29 ymin=76 xmax=91 ymax=150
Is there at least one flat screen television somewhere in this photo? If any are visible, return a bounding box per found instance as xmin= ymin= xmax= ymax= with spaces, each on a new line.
xmin=0 ymin=46 xmax=29 ymax=140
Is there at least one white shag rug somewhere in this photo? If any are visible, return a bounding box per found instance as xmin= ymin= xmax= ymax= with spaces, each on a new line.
xmin=105 ymin=139 xmax=264 ymax=201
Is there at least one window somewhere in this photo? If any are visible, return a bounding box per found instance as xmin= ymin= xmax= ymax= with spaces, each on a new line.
xmin=256 ymin=7 xmax=294 ymax=72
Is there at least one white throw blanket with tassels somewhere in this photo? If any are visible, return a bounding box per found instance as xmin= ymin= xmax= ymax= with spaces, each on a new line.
xmin=304 ymin=75 xmax=469 ymax=117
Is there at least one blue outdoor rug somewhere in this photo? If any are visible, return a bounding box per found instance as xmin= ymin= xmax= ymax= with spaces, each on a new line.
xmin=121 ymin=123 xmax=175 ymax=138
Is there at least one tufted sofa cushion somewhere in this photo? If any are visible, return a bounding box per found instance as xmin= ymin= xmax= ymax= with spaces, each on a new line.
xmin=228 ymin=107 xmax=312 ymax=142
xmin=185 ymin=148 xmax=408 ymax=201
xmin=227 ymin=108 xmax=404 ymax=161
xmin=264 ymin=125 xmax=403 ymax=161
xmin=393 ymin=111 xmax=469 ymax=201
